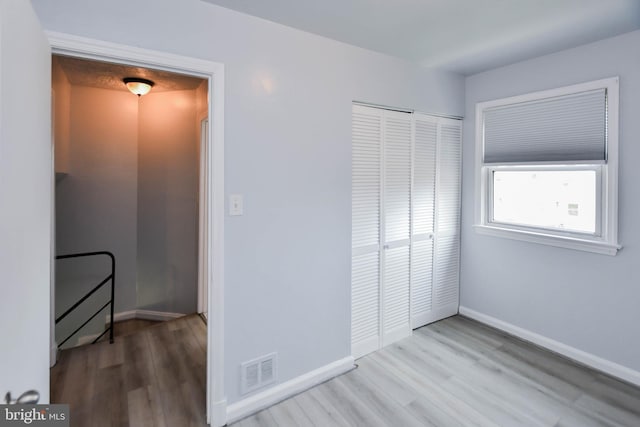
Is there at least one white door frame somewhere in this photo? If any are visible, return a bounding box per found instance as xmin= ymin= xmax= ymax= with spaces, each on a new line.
xmin=47 ymin=32 xmax=227 ymax=426
xmin=198 ymin=118 xmax=209 ymax=316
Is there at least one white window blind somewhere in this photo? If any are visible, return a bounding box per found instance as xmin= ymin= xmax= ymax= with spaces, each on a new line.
xmin=483 ymin=89 xmax=607 ymax=163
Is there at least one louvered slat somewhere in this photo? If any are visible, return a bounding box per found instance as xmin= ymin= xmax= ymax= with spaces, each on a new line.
xmin=437 ymin=125 xmax=462 ymax=233
xmin=411 ymin=238 xmax=433 ymax=326
xmin=382 ymin=246 xmax=411 ymax=344
xmin=413 ymin=116 xmax=437 ymax=235
xmin=351 ymin=251 xmax=380 ymax=357
xmin=433 ymin=234 xmax=459 ymax=306
xmin=352 ymin=106 xmax=381 ymax=250
xmin=384 ymin=112 xmax=412 ymax=244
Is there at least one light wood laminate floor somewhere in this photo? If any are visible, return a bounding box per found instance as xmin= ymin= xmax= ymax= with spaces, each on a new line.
xmin=52 ymin=315 xmax=640 ymax=426
xmin=236 ymin=316 xmax=640 ymax=427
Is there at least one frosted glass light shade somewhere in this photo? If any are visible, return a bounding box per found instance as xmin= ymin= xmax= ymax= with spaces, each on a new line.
xmin=123 ymin=78 xmax=154 ymax=96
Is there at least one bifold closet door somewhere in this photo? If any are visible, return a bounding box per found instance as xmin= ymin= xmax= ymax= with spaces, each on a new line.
xmin=432 ymin=119 xmax=462 ymax=317
xmin=351 ymin=105 xmax=412 ymax=359
xmin=351 ymin=105 xmax=382 ymax=358
xmin=411 ymin=115 xmax=462 ymax=328
xmin=351 ymin=105 xmax=460 ymax=358
xmin=381 ymin=110 xmax=412 ymax=347
xmin=411 ymin=114 xmax=437 ymax=328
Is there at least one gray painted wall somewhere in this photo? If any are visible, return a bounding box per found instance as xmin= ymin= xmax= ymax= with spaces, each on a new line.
xmin=55 ymin=86 xmax=139 ymax=349
xmin=0 ymin=0 xmax=52 ymax=402
xmin=32 ymin=0 xmax=464 ymax=403
xmin=137 ymin=90 xmax=199 ymax=314
xmin=54 ymin=85 xmax=201 ymax=326
xmin=461 ymin=30 xmax=640 ymax=373
xmin=52 ymin=58 xmax=71 ymax=174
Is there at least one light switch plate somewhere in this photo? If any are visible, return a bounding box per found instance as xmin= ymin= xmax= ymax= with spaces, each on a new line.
xmin=229 ymin=194 xmax=243 ymax=216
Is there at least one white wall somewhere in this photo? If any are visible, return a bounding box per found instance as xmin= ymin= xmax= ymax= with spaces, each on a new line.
xmin=461 ymin=30 xmax=640 ymax=374
xmin=0 ymin=0 xmax=51 ymax=403
xmin=31 ymin=0 xmax=465 ymax=403
xmin=137 ymin=90 xmax=199 ymax=314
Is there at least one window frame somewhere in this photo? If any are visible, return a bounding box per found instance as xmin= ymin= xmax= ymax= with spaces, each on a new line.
xmin=474 ymin=77 xmax=620 ymax=256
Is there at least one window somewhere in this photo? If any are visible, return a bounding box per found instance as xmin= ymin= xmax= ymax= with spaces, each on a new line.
xmin=491 ymin=168 xmax=599 ymax=234
xmin=474 ymin=78 xmax=620 ymax=255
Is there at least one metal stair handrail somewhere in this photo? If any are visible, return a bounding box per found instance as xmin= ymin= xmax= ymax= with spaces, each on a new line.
xmin=55 ymin=251 xmax=115 ymax=347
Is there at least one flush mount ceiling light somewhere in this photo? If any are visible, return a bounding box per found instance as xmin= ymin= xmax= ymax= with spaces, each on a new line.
xmin=123 ymin=77 xmax=154 ymax=96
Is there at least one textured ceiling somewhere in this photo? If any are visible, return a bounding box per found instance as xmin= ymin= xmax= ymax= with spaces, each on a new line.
xmin=201 ymin=0 xmax=640 ymax=75
xmin=53 ymin=55 xmax=205 ymax=92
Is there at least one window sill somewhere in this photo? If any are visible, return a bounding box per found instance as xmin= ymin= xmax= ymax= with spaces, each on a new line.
xmin=473 ymin=224 xmax=621 ymax=256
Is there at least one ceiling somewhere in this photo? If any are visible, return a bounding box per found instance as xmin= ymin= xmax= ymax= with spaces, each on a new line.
xmin=53 ymin=55 xmax=205 ymax=93
xmin=201 ymin=0 xmax=640 ymax=75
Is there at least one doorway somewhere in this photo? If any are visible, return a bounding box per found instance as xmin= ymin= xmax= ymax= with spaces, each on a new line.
xmin=52 ymin=54 xmax=207 ymax=346
xmin=47 ymin=33 xmax=226 ymax=426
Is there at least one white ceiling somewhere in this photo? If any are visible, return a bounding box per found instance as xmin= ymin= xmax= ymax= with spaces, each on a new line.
xmin=201 ymin=0 xmax=640 ymax=75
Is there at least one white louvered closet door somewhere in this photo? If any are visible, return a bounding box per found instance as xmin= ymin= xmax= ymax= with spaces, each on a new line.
xmin=411 ymin=114 xmax=437 ymax=328
xmin=352 ymin=105 xmax=461 ymax=359
xmin=433 ymin=118 xmax=462 ymax=318
xmin=381 ymin=110 xmax=413 ymax=346
xmin=351 ymin=105 xmax=382 ymax=359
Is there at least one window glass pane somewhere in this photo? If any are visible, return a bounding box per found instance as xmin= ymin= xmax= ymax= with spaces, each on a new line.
xmin=492 ymin=170 xmax=597 ymax=234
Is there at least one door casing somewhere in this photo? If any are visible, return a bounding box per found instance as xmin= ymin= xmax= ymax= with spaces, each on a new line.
xmin=47 ymin=31 xmax=227 ymax=426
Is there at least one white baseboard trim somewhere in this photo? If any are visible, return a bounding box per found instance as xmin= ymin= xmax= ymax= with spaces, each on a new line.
xmin=62 ymin=310 xmax=187 ymax=349
xmin=459 ymin=306 xmax=640 ymax=387
xmin=109 ymin=310 xmax=137 ymax=323
xmin=107 ymin=309 xmax=186 ymax=323
xmin=135 ymin=310 xmax=186 ymax=322
xmin=76 ymin=333 xmax=101 ymax=346
xmin=226 ymin=356 xmax=355 ymax=424
xmin=209 ymin=398 xmax=227 ymax=427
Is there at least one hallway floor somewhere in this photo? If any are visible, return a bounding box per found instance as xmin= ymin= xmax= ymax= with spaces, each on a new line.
xmin=51 ymin=314 xmax=207 ymax=426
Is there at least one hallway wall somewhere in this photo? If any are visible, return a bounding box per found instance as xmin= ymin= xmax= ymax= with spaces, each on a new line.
xmin=54 ymin=81 xmax=201 ymax=347
xmin=52 ymin=58 xmax=71 ymax=174
xmin=137 ymin=90 xmax=200 ymax=314
xmin=55 ymin=86 xmax=139 ymax=347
